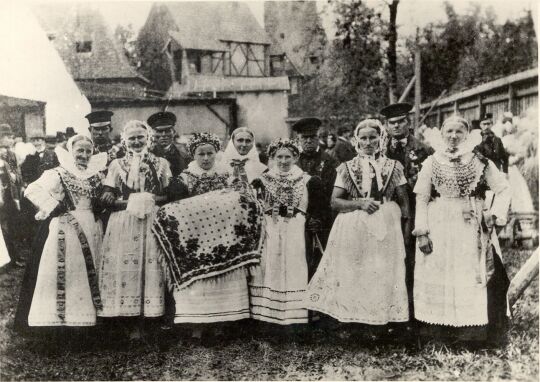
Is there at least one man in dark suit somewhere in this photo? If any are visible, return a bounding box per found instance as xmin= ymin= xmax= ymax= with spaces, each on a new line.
xmin=329 ymin=126 xmax=356 ymax=163
xmin=293 ymin=117 xmax=339 ymax=280
xmin=0 ymin=124 xmax=23 ymax=266
xmin=147 ymin=111 xmax=190 ymax=177
xmin=380 ymin=102 xmax=434 ymax=323
xmin=475 ymin=113 xmax=509 ymax=174
xmin=19 ymin=133 xmax=59 ymax=246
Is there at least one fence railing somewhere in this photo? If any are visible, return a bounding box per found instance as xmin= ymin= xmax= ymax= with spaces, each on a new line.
xmin=419 ymin=68 xmax=538 ymax=127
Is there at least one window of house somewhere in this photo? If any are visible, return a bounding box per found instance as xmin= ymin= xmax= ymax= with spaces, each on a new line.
xmin=309 ymin=55 xmax=319 ymax=65
xmin=187 ymin=51 xmax=202 ymax=74
xmin=173 ymin=49 xmax=183 ymax=81
xmin=270 ymin=56 xmax=284 ymax=76
xmin=76 ymin=41 xmax=92 ymax=53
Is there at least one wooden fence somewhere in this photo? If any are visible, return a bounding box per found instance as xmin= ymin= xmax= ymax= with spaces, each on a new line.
xmin=419 ymin=68 xmax=538 ymax=127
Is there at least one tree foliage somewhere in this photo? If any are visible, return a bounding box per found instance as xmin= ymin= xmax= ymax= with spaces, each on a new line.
xmin=292 ymin=0 xmax=389 ymax=130
xmin=402 ymin=2 xmax=537 ymax=102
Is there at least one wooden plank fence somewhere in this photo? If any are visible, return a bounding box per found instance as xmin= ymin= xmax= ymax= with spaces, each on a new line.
xmin=418 ymin=68 xmax=538 ymax=127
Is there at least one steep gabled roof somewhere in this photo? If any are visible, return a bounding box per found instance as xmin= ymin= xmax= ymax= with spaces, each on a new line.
xmin=33 ymin=3 xmax=148 ymax=83
xmin=163 ymin=1 xmax=271 ymax=50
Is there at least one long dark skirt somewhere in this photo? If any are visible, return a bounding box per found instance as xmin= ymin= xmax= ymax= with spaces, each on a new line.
xmin=13 ymin=216 xmax=51 ymax=334
xmin=417 ymin=252 xmax=510 ymax=344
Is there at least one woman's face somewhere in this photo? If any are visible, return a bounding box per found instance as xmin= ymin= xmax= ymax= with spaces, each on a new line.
xmin=274 ymin=147 xmax=297 ymax=172
xmin=233 ymin=132 xmax=254 ymax=156
xmin=71 ymin=139 xmax=93 ymax=169
xmin=124 ymin=126 xmax=148 ymax=153
xmin=442 ymin=122 xmax=467 ymax=148
xmin=355 ymin=127 xmax=380 ymax=155
xmin=194 ymin=144 xmax=217 ymax=170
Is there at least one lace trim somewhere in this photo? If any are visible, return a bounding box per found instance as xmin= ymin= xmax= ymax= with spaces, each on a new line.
xmin=431 ymin=155 xmax=486 ymax=198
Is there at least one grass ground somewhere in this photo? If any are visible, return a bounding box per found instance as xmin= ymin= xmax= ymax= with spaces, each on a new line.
xmin=0 ymin=248 xmax=537 ymax=381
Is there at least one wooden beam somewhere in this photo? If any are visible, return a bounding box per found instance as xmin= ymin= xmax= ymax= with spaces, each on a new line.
xmin=398 ymin=75 xmax=415 ymax=102
xmin=508 ymin=248 xmax=539 ymax=308
xmin=508 ymin=84 xmax=516 ymax=115
xmin=206 ymin=104 xmax=230 ymax=129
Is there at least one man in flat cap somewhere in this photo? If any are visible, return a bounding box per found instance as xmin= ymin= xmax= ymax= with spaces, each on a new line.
xmin=380 ymin=102 xmax=433 ymax=324
xmin=85 ymin=110 xmax=124 ymax=164
xmin=147 ymin=111 xmax=190 ymax=177
xmin=475 ymin=112 xmax=508 ymax=174
xmin=293 ymin=117 xmax=339 ymax=280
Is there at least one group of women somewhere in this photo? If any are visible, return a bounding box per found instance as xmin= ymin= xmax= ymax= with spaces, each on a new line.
xmin=15 ymin=115 xmax=511 ymax=347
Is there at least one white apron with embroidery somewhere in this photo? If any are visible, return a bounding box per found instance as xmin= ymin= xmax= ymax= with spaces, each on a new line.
xmin=413 ymin=151 xmax=511 ymax=326
xmin=98 ymin=156 xmax=171 ymax=317
xmin=305 ymin=156 xmax=409 ymax=324
xmin=25 ymin=168 xmax=103 ymax=326
xmin=249 ymin=166 xmax=309 ymax=325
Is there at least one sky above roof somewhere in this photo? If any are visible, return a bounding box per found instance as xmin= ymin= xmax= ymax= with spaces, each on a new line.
xmin=26 ymin=0 xmax=536 ymax=41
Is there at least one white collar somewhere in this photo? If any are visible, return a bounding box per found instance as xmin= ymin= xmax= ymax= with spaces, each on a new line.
xmin=187 ymin=160 xmax=228 ymax=176
xmin=267 ymin=164 xmax=303 ymax=179
xmin=55 ymin=146 xmax=107 ymax=179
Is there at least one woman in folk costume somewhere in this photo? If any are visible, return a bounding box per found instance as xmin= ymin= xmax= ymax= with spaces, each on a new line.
xmin=166 ymin=132 xmax=252 ymax=331
xmin=413 ymin=116 xmax=511 ymax=345
xmin=15 ymin=135 xmax=106 ymax=330
xmin=220 ymin=127 xmax=267 ymax=184
xmin=249 ymin=138 xmax=323 ymax=325
xmin=305 ymin=119 xmax=410 ymax=329
xmin=98 ymin=121 xmax=171 ymax=329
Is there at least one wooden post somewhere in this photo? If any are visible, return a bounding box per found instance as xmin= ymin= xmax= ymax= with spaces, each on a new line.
xmin=414 ymin=28 xmax=421 ymax=127
xmin=453 ymin=101 xmax=458 ymax=115
xmin=508 ymin=84 xmax=516 ymax=115
xmin=508 ymin=248 xmax=539 ymax=308
xmin=477 ymin=94 xmax=483 ymax=119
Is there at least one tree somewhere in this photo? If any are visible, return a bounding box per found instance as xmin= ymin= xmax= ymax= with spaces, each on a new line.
xmin=293 ymin=0 xmax=389 ymax=129
xmin=402 ymin=2 xmax=537 ymax=102
xmin=386 ymin=0 xmax=399 ymax=103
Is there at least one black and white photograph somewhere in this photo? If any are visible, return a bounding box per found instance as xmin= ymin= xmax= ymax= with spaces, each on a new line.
xmin=0 ymin=0 xmax=538 ymax=380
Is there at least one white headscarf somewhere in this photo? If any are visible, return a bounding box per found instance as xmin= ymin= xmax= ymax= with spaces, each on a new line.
xmin=122 ymin=120 xmax=150 ymax=190
xmin=351 ymin=119 xmax=385 ymax=194
xmin=221 ymin=127 xmax=267 ymax=182
xmin=55 ymin=134 xmax=107 ymax=179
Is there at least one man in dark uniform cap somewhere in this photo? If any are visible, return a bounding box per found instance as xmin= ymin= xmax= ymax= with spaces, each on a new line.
xmin=474 ymin=112 xmax=508 ymax=174
xmin=147 ymin=111 xmax=190 ymax=177
xmin=293 ymin=117 xmax=339 ymax=280
xmin=85 ymin=110 xmax=124 ymax=164
xmin=380 ymin=102 xmax=434 ymax=324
